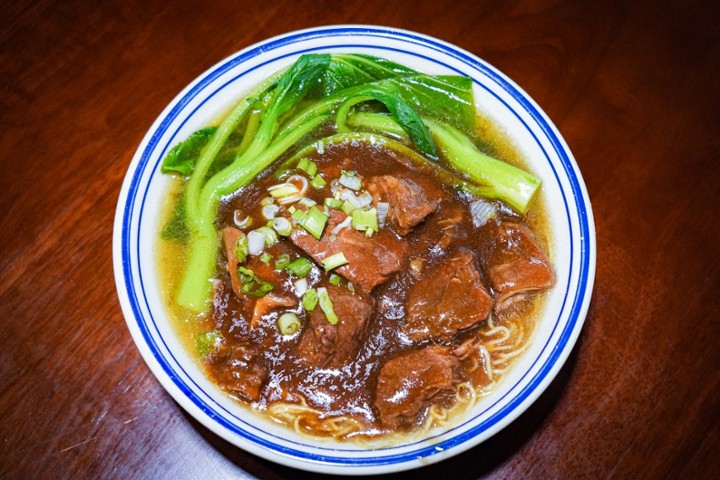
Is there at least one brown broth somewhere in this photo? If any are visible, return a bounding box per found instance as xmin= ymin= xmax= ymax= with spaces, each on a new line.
xmin=156 ymin=109 xmax=553 ymax=441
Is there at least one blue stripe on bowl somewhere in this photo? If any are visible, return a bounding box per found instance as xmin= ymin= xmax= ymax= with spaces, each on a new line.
xmin=119 ymin=25 xmax=592 ymax=469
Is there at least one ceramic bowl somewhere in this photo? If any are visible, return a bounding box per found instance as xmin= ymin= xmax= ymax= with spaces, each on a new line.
xmin=113 ymin=25 xmax=595 ymax=474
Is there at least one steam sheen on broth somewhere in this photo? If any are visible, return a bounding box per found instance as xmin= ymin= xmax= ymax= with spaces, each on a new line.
xmin=156 ymin=54 xmax=555 ymax=441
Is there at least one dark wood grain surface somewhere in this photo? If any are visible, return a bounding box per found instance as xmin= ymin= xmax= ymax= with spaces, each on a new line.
xmin=2 ymin=0 xmax=719 ymax=478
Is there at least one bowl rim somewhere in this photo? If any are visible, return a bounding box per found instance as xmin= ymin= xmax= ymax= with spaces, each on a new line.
xmin=113 ymin=24 xmax=596 ymax=475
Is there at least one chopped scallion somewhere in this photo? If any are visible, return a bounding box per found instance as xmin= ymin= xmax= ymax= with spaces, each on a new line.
xmin=233 ymin=210 xmax=253 ymax=228
xmin=262 ymin=204 xmax=280 ymax=219
xmin=272 ymin=217 xmax=293 ymax=236
xmin=298 ymin=197 xmax=317 ymax=207
xmin=260 ymin=252 xmax=273 ymax=264
xmin=277 ymin=312 xmax=302 ymax=336
xmin=339 ymin=171 xmax=361 ymax=190
xmin=274 ymin=253 xmax=291 ymax=270
xmin=376 ymin=202 xmax=390 ymax=228
xmin=254 ymin=226 xmax=278 ymax=246
xmin=234 ymin=232 xmax=248 ymax=264
xmin=329 ymin=273 xmax=342 ymax=286
xmin=351 ymin=207 xmax=378 ymax=232
xmin=260 ymin=196 xmax=275 ymax=206
xmin=237 ymin=266 xmax=274 ymax=297
xmin=246 ymin=230 xmax=266 ymax=256
xmin=324 ymin=197 xmax=343 ymax=209
xmin=321 ymin=252 xmax=349 ymax=271
xmin=293 ymin=206 xmax=328 ymax=240
xmin=317 ymin=287 xmax=339 ymax=325
xmin=310 ymin=174 xmax=327 ymax=189
xmin=341 ymin=200 xmax=357 ymax=215
xmin=293 ymin=277 xmax=309 ymax=297
xmin=268 ymin=182 xmax=301 ymax=198
xmin=297 ymin=158 xmax=318 ymax=177
xmin=302 ymin=288 xmax=318 ymax=311
xmin=285 ymin=257 xmax=313 ymax=278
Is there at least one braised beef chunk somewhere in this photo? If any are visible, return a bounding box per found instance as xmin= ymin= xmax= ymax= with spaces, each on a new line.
xmin=485 ymin=222 xmax=555 ymax=307
xmin=209 ymin=343 xmax=267 ymax=402
xmin=417 ymin=204 xmax=468 ymax=251
xmin=403 ymin=251 xmax=493 ymax=342
xmin=297 ymin=286 xmax=374 ymax=368
xmin=290 ymin=210 xmax=407 ymax=291
xmin=367 ymin=175 xmax=440 ymax=235
xmin=375 ymin=346 xmax=458 ymax=428
xmin=221 ymin=226 xmax=244 ymax=298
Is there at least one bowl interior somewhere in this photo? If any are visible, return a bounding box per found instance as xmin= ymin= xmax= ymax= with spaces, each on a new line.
xmin=113 ymin=25 xmax=595 ymax=475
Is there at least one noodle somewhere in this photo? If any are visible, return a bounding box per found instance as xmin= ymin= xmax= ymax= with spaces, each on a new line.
xmin=263 ymin=309 xmax=537 ymax=444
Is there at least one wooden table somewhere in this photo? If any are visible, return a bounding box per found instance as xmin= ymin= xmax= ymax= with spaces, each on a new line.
xmin=2 ymin=0 xmax=718 ymax=478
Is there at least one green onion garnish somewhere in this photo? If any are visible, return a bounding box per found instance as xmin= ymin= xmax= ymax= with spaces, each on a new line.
xmin=339 ymin=171 xmax=361 ymax=190
xmin=317 ymin=287 xmax=339 ymax=325
xmin=297 ymin=158 xmax=318 ymax=177
xmin=277 ymin=312 xmax=302 ymax=336
xmin=298 ymin=197 xmax=317 ymax=207
xmin=324 ymin=197 xmax=343 ymax=209
xmin=268 ymin=182 xmax=301 ymax=198
xmin=260 ymin=252 xmax=273 ymax=264
xmin=237 ymin=266 xmax=274 ymax=297
xmin=321 ymin=252 xmax=349 ymax=271
xmin=274 ymin=253 xmax=291 ymax=270
xmin=291 ymin=208 xmax=307 ymax=224
xmin=254 ymin=226 xmax=278 ymax=246
xmin=341 ymin=200 xmax=357 ymax=215
xmin=310 ymin=174 xmax=326 ymax=189
xmin=278 ymin=312 xmax=302 ymax=335
xmin=233 ymin=210 xmax=253 ymax=228
xmin=302 ymin=288 xmax=318 ymax=311
xmin=292 ymin=205 xmax=328 ymax=240
xmin=285 ymin=257 xmax=313 ymax=278
xmin=234 ymin=232 xmax=248 ymax=264
xmin=329 ymin=273 xmax=342 ymax=286
xmin=352 ymin=208 xmax=378 ymax=232
xmin=272 ymin=217 xmax=292 ymax=236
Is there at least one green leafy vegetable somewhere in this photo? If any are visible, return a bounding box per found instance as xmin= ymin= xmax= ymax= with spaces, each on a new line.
xmin=161 ymin=127 xmax=217 ymax=176
xmin=425 ymin=120 xmax=541 ymax=214
xmin=161 ymin=193 xmax=189 ymax=243
xmin=317 ymin=54 xmax=416 ymax=96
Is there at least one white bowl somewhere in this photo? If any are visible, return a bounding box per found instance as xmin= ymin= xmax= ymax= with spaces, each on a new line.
xmin=113 ymin=25 xmax=595 ymax=475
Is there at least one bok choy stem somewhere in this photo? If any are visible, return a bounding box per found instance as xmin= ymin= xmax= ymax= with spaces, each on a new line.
xmin=424 ymin=119 xmax=541 ymax=214
xmin=347 ymin=112 xmax=541 ymax=213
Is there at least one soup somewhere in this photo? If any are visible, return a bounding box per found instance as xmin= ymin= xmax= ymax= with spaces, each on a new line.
xmin=157 ymin=54 xmax=554 ymax=441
